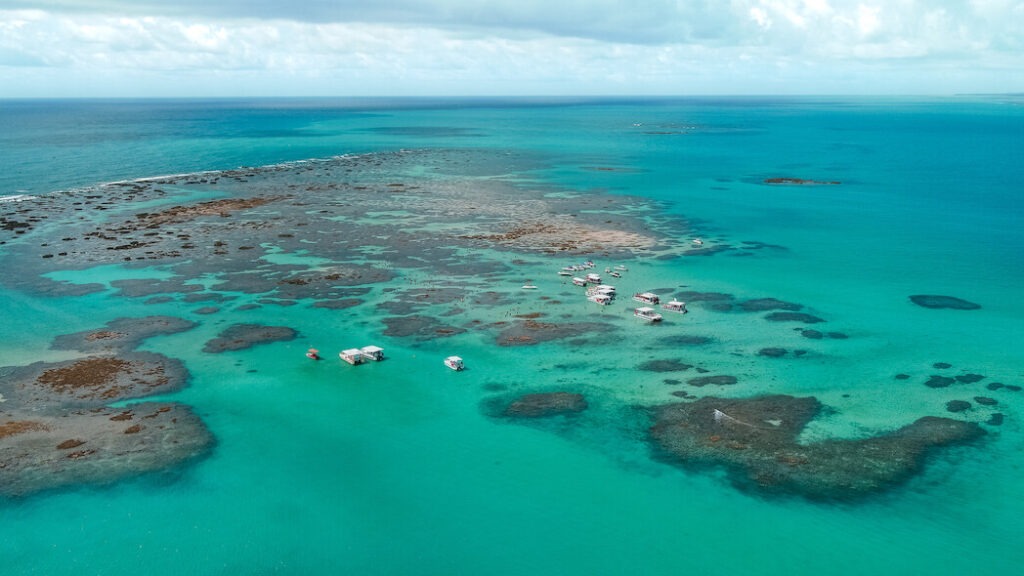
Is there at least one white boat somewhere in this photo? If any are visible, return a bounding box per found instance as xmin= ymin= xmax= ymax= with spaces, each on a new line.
xmin=444 ymin=356 xmax=465 ymax=371
xmin=610 ymin=271 xmax=621 ymax=278
xmin=634 ymin=307 xmax=663 ymax=322
xmin=586 ymin=273 xmax=601 ymax=284
xmin=558 ymin=269 xmax=572 ymax=276
xmin=692 ymin=238 xmax=704 ymax=245
xmin=572 ymin=277 xmax=587 ymax=287
xmin=614 ymin=265 xmax=628 ymax=271
xmin=340 ymin=348 xmax=365 ymax=365
xmin=633 ymin=292 xmax=660 ymax=305
xmin=587 ymin=285 xmax=616 ymax=299
xmin=663 ymin=300 xmax=687 ymax=313
xmin=588 ymin=293 xmax=612 ymax=305
xmin=360 ymin=345 xmax=385 ymax=361
xmin=522 ymin=284 xmax=538 ymax=290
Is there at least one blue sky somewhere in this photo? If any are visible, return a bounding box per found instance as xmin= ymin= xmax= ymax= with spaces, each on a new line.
xmin=1 ymin=0 xmax=1022 ymax=97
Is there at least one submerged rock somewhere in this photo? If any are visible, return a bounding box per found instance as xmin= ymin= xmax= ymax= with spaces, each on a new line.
xmin=50 ymin=316 xmax=198 ymax=353
xmin=764 ymin=312 xmax=825 ymax=324
xmin=648 ymin=395 xmax=985 ymax=500
xmin=639 ymin=359 xmax=694 ymax=372
xmin=946 ymin=400 xmax=972 ymax=413
xmin=687 ymin=375 xmax=738 ymax=387
xmin=490 ymin=392 xmax=589 ymax=418
xmin=202 ymin=324 xmax=298 ymax=353
xmin=910 ymin=295 xmax=981 ymax=310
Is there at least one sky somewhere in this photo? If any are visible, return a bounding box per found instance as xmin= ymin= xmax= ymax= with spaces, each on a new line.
xmin=1 ymin=0 xmax=1022 ymax=97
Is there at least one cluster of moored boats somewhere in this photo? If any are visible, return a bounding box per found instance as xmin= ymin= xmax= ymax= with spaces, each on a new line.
xmin=561 ymin=262 xmax=689 ymax=323
xmin=306 ymin=345 xmax=468 ymax=371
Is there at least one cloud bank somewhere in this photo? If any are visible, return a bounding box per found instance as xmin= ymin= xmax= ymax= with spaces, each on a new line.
xmin=1 ymin=1 xmax=1022 ymax=96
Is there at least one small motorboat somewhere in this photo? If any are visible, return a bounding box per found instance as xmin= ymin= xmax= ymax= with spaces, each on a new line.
xmin=572 ymin=277 xmax=587 ymax=287
xmin=610 ymin=271 xmax=621 ymax=278
xmin=663 ymin=300 xmax=688 ymax=313
xmin=522 ymin=284 xmax=538 ymax=290
xmin=634 ymin=307 xmax=663 ymax=322
xmin=692 ymin=238 xmax=704 ymax=246
xmin=306 ymin=348 xmax=321 ymax=360
xmin=360 ymin=345 xmax=385 ymax=361
xmin=444 ymin=356 xmax=465 ymax=371
xmin=633 ymin=292 xmax=660 ymax=305
xmin=340 ymin=349 xmax=365 ymax=365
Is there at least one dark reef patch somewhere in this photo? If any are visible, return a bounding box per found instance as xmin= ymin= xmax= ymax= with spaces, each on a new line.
xmin=758 ymin=347 xmax=788 ymax=358
xmin=382 ymin=315 xmax=465 ymax=340
xmin=50 ymin=316 xmax=197 ymax=353
xmin=688 ymin=375 xmax=738 ymax=387
xmin=495 ymin=319 xmax=615 ymax=347
xmin=739 ymin=298 xmax=803 ymax=312
xmin=639 ymin=359 xmax=694 ymax=372
xmin=946 ymin=400 xmax=972 ymax=413
xmin=764 ymin=312 xmax=825 ymax=324
xmin=494 ymin=392 xmax=589 ymax=418
xmin=925 ymin=375 xmax=956 ymax=388
xmin=648 ymin=395 xmax=985 ymax=500
xmin=202 ymin=324 xmax=298 ymax=353
xmin=660 ymin=334 xmax=713 ymax=346
xmin=910 ymin=295 xmax=981 ymax=310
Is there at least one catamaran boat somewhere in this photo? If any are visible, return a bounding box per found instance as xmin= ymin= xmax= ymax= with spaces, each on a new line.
xmin=588 ymin=293 xmax=612 ymax=305
xmin=444 ymin=356 xmax=465 ymax=371
xmin=360 ymin=345 xmax=385 ymax=361
xmin=586 ymin=272 xmax=601 ymax=284
xmin=634 ymin=307 xmax=663 ymax=322
xmin=340 ymin=348 xmax=365 ymax=365
xmin=572 ymin=277 xmax=588 ymax=287
xmin=633 ymin=292 xmax=660 ymax=305
xmin=663 ymin=300 xmax=687 ymax=313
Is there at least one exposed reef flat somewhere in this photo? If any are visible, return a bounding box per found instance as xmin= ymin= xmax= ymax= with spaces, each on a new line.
xmin=0 ymin=402 xmax=212 ymax=498
xmin=50 ymin=316 xmax=198 ymax=353
xmin=1 ymin=317 xmax=212 ymax=498
xmin=648 ymin=395 xmax=985 ymax=500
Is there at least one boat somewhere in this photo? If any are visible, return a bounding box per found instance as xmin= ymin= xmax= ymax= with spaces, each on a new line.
xmin=587 ymin=285 xmax=616 ymax=299
xmin=572 ymin=277 xmax=587 ymax=287
xmin=663 ymin=300 xmax=687 ymax=313
xmin=444 ymin=356 xmax=465 ymax=371
xmin=633 ymin=292 xmax=660 ymax=305
xmin=634 ymin=307 xmax=663 ymax=322
xmin=522 ymin=284 xmax=538 ymax=290
xmin=558 ymin=269 xmax=572 ymax=276
xmin=586 ymin=273 xmax=602 ymax=284
xmin=610 ymin=271 xmax=621 ymax=278
xmin=360 ymin=345 xmax=385 ymax=361
xmin=614 ymin=265 xmax=628 ymax=271
xmin=340 ymin=348 xmax=365 ymax=365
xmin=692 ymin=238 xmax=704 ymax=246
xmin=588 ymin=293 xmax=612 ymax=305
xmin=306 ymin=348 xmax=321 ymax=360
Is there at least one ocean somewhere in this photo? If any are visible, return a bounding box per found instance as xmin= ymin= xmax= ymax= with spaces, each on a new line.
xmin=1 ymin=96 xmax=1022 ymax=575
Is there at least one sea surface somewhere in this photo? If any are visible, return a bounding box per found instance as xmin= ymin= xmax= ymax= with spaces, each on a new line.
xmin=1 ymin=96 xmax=1023 ymax=574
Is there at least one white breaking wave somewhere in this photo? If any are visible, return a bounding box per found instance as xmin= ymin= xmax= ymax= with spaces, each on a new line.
xmin=0 ymin=194 xmax=36 ymax=203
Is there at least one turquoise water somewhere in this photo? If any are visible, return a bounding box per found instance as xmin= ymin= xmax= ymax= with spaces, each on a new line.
xmin=2 ymin=97 xmax=1023 ymax=574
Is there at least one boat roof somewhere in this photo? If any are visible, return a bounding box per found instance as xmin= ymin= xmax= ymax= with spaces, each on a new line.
xmin=636 ymin=306 xmax=655 ymax=312
xmin=361 ymin=345 xmax=383 ymax=352
xmin=446 ymin=355 xmax=463 ymax=361
xmin=342 ymin=348 xmax=363 ymax=355
xmin=638 ymin=291 xmax=657 ymax=297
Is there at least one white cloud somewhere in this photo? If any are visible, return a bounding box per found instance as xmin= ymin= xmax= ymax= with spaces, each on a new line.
xmin=0 ymin=1 xmax=1022 ymax=96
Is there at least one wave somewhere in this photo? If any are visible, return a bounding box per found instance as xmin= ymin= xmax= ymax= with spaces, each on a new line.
xmin=0 ymin=194 xmax=36 ymax=203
